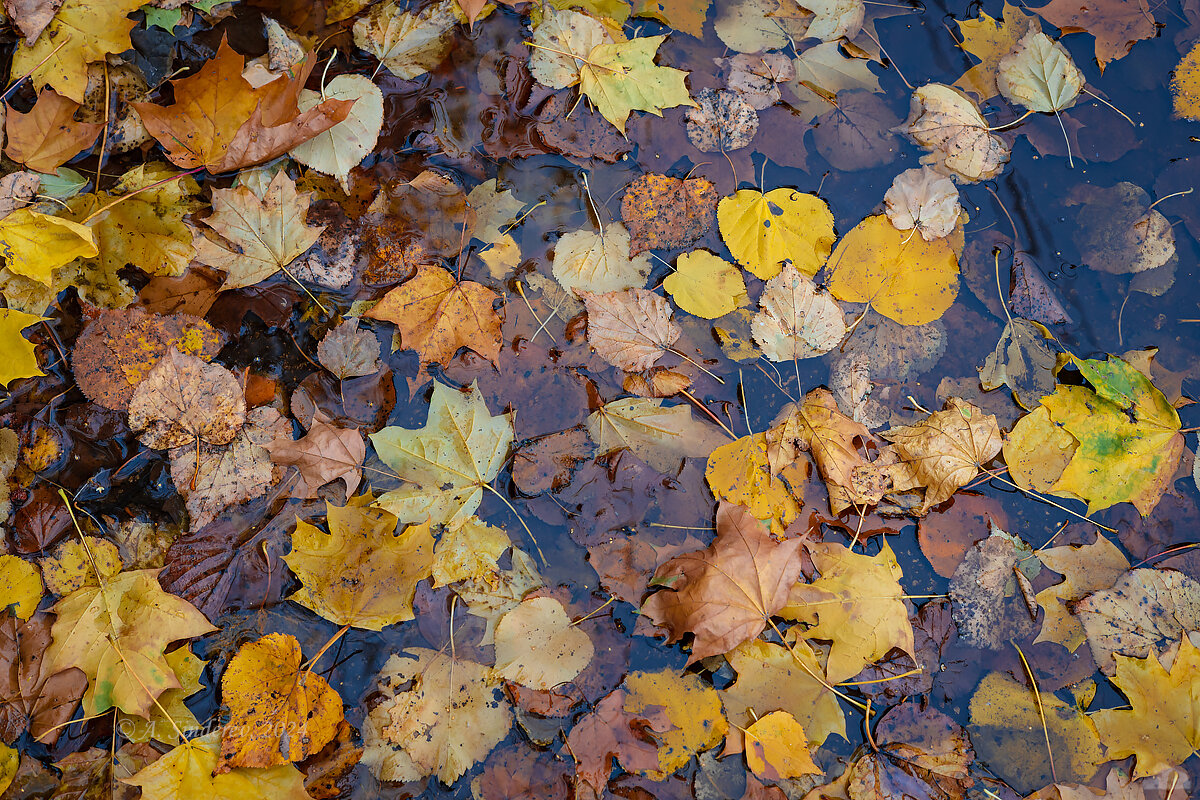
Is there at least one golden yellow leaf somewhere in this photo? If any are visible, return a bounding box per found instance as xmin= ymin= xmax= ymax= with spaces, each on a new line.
xmin=122 ymin=732 xmax=312 ymax=800
xmin=1034 ymin=535 xmax=1129 ymax=652
xmin=0 ymin=308 xmax=46 ymax=388
xmin=1172 ymin=42 xmax=1200 ymax=121
xmin=826 ymin=214 xmax=959 ymax=326
xmin=39 ymin=537 xmax=122 ymax=595
xmin=717 ymin=188 xmax=835 ymax=280
xmin=493 ymin=596 xmax=594 ymax=689
xmin=1003 ymin=405 xmax=1077 ymax=493
xmin=0 ymin=555 xmax=41 ymax=620
xmin=117 ymin=645 xmax=205 ymax=745
xmin=578 ymin=35 xmax=696 ymax=135
xmin=744 ymin=711 xmax=820 ymax=780
xmin=284 ymin=500 xmax=434 ymax=630
xmin=953 ymin=1 xmax=1037 ymax=100
xmin=430 ymin=516 xmax=510 ymax=587
xmin=662 ymin=250 xmax=747 ymax=319
xmin=218 ymin=633 xmax=344 ymax=772
xmin=623 ymin=669 xmax=728 ymax=778
xmin=0 ymin=209 xmax=96 ymax=286
xmin=705 ymin=433 xmax=805 ymax=535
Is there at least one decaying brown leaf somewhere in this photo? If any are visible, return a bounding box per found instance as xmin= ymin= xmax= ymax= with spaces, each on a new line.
xmin=126 ymin=348 xmax=247 ymax=451
xmin=266 ymin=418 xmax=365 ymax=498
xmin=317 ymin=319 xmax=381 ymax=379
xmin=581 ymin=288 xmax=681 ymax=372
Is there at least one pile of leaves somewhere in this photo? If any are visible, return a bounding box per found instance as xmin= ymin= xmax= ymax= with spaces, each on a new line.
xmin=0 ymin=0 xmax=1197 ymax=797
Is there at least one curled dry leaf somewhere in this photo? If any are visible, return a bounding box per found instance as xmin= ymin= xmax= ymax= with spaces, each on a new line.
xmin=620 ymin=173 xmax=718 ymax=255
xmin=642 ymin=502 xmax=806 ymax=664
xmin=581 ymin=288 xmax=681 ymax=372
xmin=493 ymin=596 xmax=594 ymax=690
xmin=317 ymin=318 xmax=380 ymax=379
xmin=685 ymin=88 xmax=759 ymax=152
xmin=751 ymin=264 xmax=845 ymax=361
xmin=996 ymin=26 xmax=1084 ymax=113
xmin=883 ymin=166 xmax=961 ymax=241
xmin=901 ymin=83 xmax=1010 ymax=182
xmin=126 ymin=348 xmax=247 ymax=451
xmin=552 ymin=223 xmax=651 ymax=295
xmin=266 ymin=418 xmax=365 ymax=498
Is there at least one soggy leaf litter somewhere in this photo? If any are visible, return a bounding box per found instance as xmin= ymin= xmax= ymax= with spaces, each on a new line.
xmin=2 ymin=0 xmax=1200 ymax=799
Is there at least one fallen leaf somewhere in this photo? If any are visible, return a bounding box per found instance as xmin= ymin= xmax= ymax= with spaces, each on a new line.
xmin=117 ymin=645 xmax=205 ymax=745
xmin=528 ymin=7 xmax=615 ymax=90
xmin=289 ymin=75 xmax=383 ymax=192
xmin=620 ymin=173 xmax=718 ymax=255
xmin=72 ymin=307 xmax=223 ymax=411
xmin=798 ymin=0 xmax=865 ymax=40
xmin=970 ymin=671 xmax=1106 ymax=792
xmin=267 ymin=418 xmax=365 ymax=498
xmin=0 ymin=557 xmax=40 ymax=621
xmin=0 ymin=309 xmax=45 ymax=388
xmin=123 ymin=732 xmax=312 ymax=799
xmin=953 ymin=1 xmax=1039 ymax=100
xmin=430 ymin=515 xmax=510 ymax=586
xmin=743 ymin=710 xmax=820 ymax=780
xmin=642 ymin=502 xmax=806 ymax=663
xmin=949 ymin=528 xmax=1039 ymax=649
xmin=3 ymin=0 xmax=62 ymax=43
xmin=719 ymin=188 xmax=836 ymax=281
xmin=284 ymin=500 xmax=434 ymax=630
xmin=1034 ymin=534 xmax=1129 ymax=652
xmin=45 ymin=569 xmax=215 ymax=717
xmin=132 ymin=38 xmax=351 ymax=173
xmin=457 ymin=548 xmax=544 ymax=645
xmin=826 ymin=214 xmax=960 ymax=326
xmin=512 ymin=428 xmax=594 ymax=495
xmin=813 ymin=90 xmax=904 ymax=172
xmin=1034 ymin=0 xmax=1156 ymax=71
xmin=4 ymin=88 xmax=102 ymax=173
xmin=361 ymin=648 xmax=511 ymax=783
xmin=317 ymin=319 xmax=380 ymax=379
xmin=354 ymin=0 xmax=459 ymax=80
xmin=370 ymin=380 xmax=513 ymax=527
xmin=0 ymin=611 xmax=86 ymax=746
xmin=901 ymin=83 xmax=1011 ymax=182
xmin=685 ymin=88 xmax=759 ymax=152
xmin=537 ymin=90 xmax=634 ymax=163
xmin=837 ymin=309 xmax=948 ymax=382
xmin=581 ymin=288 xmax=680 ymax=372
xmin=916 ymin=493 xmax=1007 ymax=578
xmin=567 ymin=688 xmax=673 ymax=798
xmin=193 ymin=170 xmax=324 ymax=290
xmin=578 ymin=35 xmax=696 ymax=134
xmin=706 ymin=433 xmax=806 ymax=534
xmin=783 ymin=540 xmax=914 ymax=683
xmin=1089 ymin=635 xmax=1200 ymax=778
xmin=366 ymin=264 xmax=502 ymax=371
xmin=622 ymin=668 xmax=728 ymax=778
xmin=715 ymin=0 xmax=808 ymax=53
xmin=844 ymin=704 xmax=975 ymax=800
xmin=633 ymin=0 xmax=711 ymax=37
xmin=786 ymin=42 xmax=882 ymax=124
xmin=1067 ymin=182 xmax=1175 ymax=276
xmin=997 ymin=26 xmax=1084 ymax=113
xmin=664 ymin=250 xmax=748 ymax=319
xmin=553 ymin=223 xmax=651 ymax=295
xmin=217 ymin=633 xmax=343 ymax=772
xmin=751 ymin=264 xmax=845 ymax=361
xmin=127 ymin=348 xmax=246 ymax=451
xmin=718 ymin=52 xmax=795 ymax=110
xmin=466 ymin=179 xmax=525 ymax=246
xmin=883 ymin=166 xmax=961 ymax=241
xmin=979 ymin=318 xmax=1058 ymax=410
xmin=587 ymin=397 xmax=729 ymax=473
xmin=1171 ymin=42 xmax=1200 ymax=121
xmin=39 ymin=536 xmax=121 ymax=595
xmin=0 ymin=208 xmax=96 ymax=285
xmin=494 ymin=596 xmax=594 ymax=689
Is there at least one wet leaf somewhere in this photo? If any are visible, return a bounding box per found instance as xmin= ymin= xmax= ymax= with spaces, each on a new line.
xmin=127 ymin=348 xmax=246 ymax=451
xmin=997 ymin=27 xmax=1084 ymax=113
xmin=718 ymin=188 xmax=836 ymax=280
xmin=218 ymin=632 xmax=344 ymax=771
xmin=0 ymin=557 xmax=40 ymax=622
xmin=1034 ymin=534 xmax=1129 ymax=652
xmin=0 ymin=611 xmax=86 ymax=746
xmin=812 ymin=90 xmax=903 ymax=171
xmin=362 ymin=648 xmax=511 ymax=783
xmin=718 ymin=52 xmax=794 ymax=110
xmin=289 ymin=75 xmax=384 ymax=192
xmin=622 ymin=668 xmax=728 ymax=778
xmin=553 ymin=223 xmax=651 ymax=295
xmin=826 ymin=215 xmax=960 ymax=326
xmin=901 ymin=83 xmax=1010 ymax=182
xmin=466 ymin=179 xmax=525 ymax=246
xmin=3 ymin=0 xmax=62 ymax=44
xmin=685 ymin=88 xmax=759 ymax=152
xmin=620 ymin=173 xmax=718 ymax=255
xmin=430 ymin=516 xmax=510 ymax=586
xmin=123 ymin=732 xmax=312 ymax=800
xmin=706 ymin=433 xmax=805 ymax=534
xmin=664 ymin=250 xmax=747 ymax=319
xmin=568 ymin=688 xmax=673 ymax=798
xmin=581 ymin=287 xmax=681 ymax=372
xmin=883 ymin=167 xmax=961 ymax=242
xmin=715 ymin=0 xmax=807 ymax=53
xmin=1034 ymin=0 xmax=1156 ymax=71
xmin=979 ymin=318 xmax=1058 ymax=410
xmin=117 ymin=645 xmax=205 ymax=745
xmin=512 ymin=428 xmax=594 ymax=495
xmin=642 ymin=502 xmax=807 ymax=663
xmin=317 ymin=319 xmax=380 ymax=380
xmin=537 ymin=90 xmax=634 ymax=163
xmin=1171 ymin=42 xmax=1200 ymax=121
xmin=578 ymin=35 xmax=696 ymax=134
xmin=844 ymin=704 xmax=974 ymax=800
xmin=1067 ymin=182 xmax=1176 ymax=276
xmin=39 ymin=536 xmax=121 ymax=595
xmin=353 ymin=0 xmax=459 ymax=80
xmin=529 ymin=7 xmax=614 ymax=89
xmin=0 ymin=309 xmax=45 ymax=388
xmin=786 ymin=42 xmax=881 ymax=124
xmin=953 ymin=1 xmax=1039 ymax=100
xmin=587 ymin=397 xmax=729 ymax=473
xmin=0 ymin=209 xmax=96 ymax=285
xmin=3 ymin=88 xmax=101 ymax=173
xmin=494 ymin=596 xmax=594 ymax=689
xmin=633 ymin=0 xmax=711 ymax=37
xmin=266 ymin=418 xmax=365 ymax=498
xmin=751 ymin=264 xmax=845 ymax=361
xmin=743 ymin=710 xmax=820 ymax=780
xmin=949 ymin=529 xmax=1039 ymax=650
xmin=370 ymin=380 xmax=513 ymax=527
xmin=193 ymin=171 xmax=324 ymax=290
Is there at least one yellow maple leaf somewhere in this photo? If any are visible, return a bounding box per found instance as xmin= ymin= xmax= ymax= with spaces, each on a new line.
xmin=284 ymin=499 xmax=435 ymax=630
xmin=0 ymin=308 xmax=47 ymax=388
xmin=578 ymin=35 xmax=696 ymax=134
xmin=122 ymin=732 xmax=312 ymax=799
xmin=717 ymin=188 xmax=836 ymax=280
xmin=623 ymin=669 xmax=728 ymax=778
xmin=1033 ymin=534 xmax=1129 ymax=652
xmin=117 ymin=646 xmax=205 ymax=746
xmin=705 ymin=432 xmax=805 ymax=535
xmin=0 ymin=208 xmax=97 ymax=286
xmin=953 ymin=1 xmax=1037 ymax=100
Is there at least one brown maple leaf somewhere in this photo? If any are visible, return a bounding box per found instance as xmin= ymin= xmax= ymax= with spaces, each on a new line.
xmin=4 ymin=88 xmax=102 ymax=174
xmin=641 ymin=502 xmax=807 ymax=663
xmin=1035 ymin=0 xmax=1157 ymax=71
xmin=266 ymin=417 xmax=365 ymax=499
xmin=365 ymin=264 xmax=502 ymax=370
xmin=567 ymin=689 xmax=675 ymax=800
xmin=0 ymin=611 xmax=86 ymax=746
xmin=132 ymin=37 xmax=351 ymax=173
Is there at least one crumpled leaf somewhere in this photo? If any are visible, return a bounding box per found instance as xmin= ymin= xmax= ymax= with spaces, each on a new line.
xmin=1034 ymin=0 xmax=1155 ymax=71
xmin=1073 ymin=568 xmax=1200 ymax=674
xmin=782 ymin=540 xmax=914 ymax=683
xmin=132 ymin=38 xmax=351 ymax=173
xmin=267 ymin=418 xmax=365 ymax=498
xmin=578 ymin=35 xmax=696 ymax=134
xmin=4 ymin=0 xmax=62 ymax=44
xmin=528 ymin=7 xmax=615 ymax=89
xmin=1089 ymin=635 xmax=1200 ymax=778
xmin=581 ymin=288 xmax=681 ymax=372
xmin=879 ymin=397 xmax=1002 ymax=513
xmin=45 ymin=569 xmax=215 ymax=717
xmin=997 ymin=26 xmax=1084 ymax=113
xmin=553 ymin=223 xmax=651 ymax=295
xmin=979 ymin=318 xmax=1058 ymax=410
xmin=827 ymin=214 xmax=960 ymax=327
xmin=901 ymin=83 xmax=1011 ymax=182
xmin=953 ymin=1 xmax=1039 ymax=100
xmin=568 ymin=688 xmax=673 ymax=797
xmin=457 ymin=549 xmax=543 ymax=645
xmin=622 ymin=668 xmax=728 ymax=778
xmin=620 ymin=173 xmax=718 ymax=255
xmin=289 ymin=74 xmax=384 ymax=192
xmin=493 ymin=596 xmax=594 ymax=689
xmin=718 ymin=188 xmax=835 ymax=280
xmin=366 ymin=264 xmax=502 ymax=371
xmin=1034 ymin=534 xmax=1129 ymax=652
xmin=284 ymin=499 xmax=434 ymax=630
xmin=127 ymin=348 xmax=247 ymax=451
xmin=370 ymin=381 xmax=513 ymax=527
xmin=685 ymin=88 xmax=758 ymax=152
xmin=706 ymin=433 xmax=806 ymax=534
xmin=664 ymin=250 xmax=747 ymax=319
xmin=587 ymin=397 xmax=729 ymax=474
xmin=193 ymin=170 xmax=324 ymax=290
xmin=317 ymin=318 xmax=380 ymax=379
xmin=797 ymin=0 xmax=866 ymax=40
xmin=0 ymin=611 xmax=86 ymax=746
xmin=361 ymin=648 xmax=511 ymax=783
xmin=122 ymin=732 xmax=312 ymax=800
xmin=970 ymin=671 xmax=1106 ymax=792
xmin=169 ymin=406 xmax=289 ymax=531
xmin=0 ymin=208 xmax=96 ymax=286
xmin=751 ymin=264 xmax=845 ymax=361
xmin=217 ymin=633 xmax=344 ymax=772
xmin=3 ymin=88 xmax=102 ymax=173
xmin=642 ymin=502 xmax=807 ymax=663
xmin=883 ymin=166 xmax=961 ymax=241
xmin=0 ymin=309 xmax=45 ymax=388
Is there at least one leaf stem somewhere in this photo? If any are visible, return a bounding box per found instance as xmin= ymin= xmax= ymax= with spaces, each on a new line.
xmin=1012 ymin=639 xmax=1058 ymax=785
xmin=482 ymin=482 xmax=548 ymax=565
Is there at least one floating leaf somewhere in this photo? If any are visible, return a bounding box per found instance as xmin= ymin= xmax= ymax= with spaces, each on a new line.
xmin=553 ymin=223 xmax=651 ymax=295
xmin=663 ymin=250 xmax=747 ymax=320
xmin=883 ymin=166 xmax=961 ymax=241
xmin=1034 ymin=0 xmax=1155 ymax=71
xmin=581 ymin=288 xmax=681 ymax=372
xmin=493 ymin=597 xmax=594 ymax=689
xmin=0 ymin=309 xmax=45 ymax=388
xmin=587 ymin=397 xmax=728 ymax=473
xmin=979 ymin=318 xmax=1058 ymax=410
xmin=901 ymin=83 xmax=1010 ymax=182
xmin=620 ymin=173 xmax=718 ymax=255
xmin=578 ymin=35 xmax=696 ymax=134
xmin=622 ymin=669 xmax=728 ymax=778
xmin=0 ymin=209 xmax=96 ymax=286
xmin=289 ymin=75 xmax=385 ymax=192
xmin=1034 ymin=535 xmax=1129 ymax=652
xmin=685 ymin=88 xmax=758 ymax=152
xmin=706 ymin=434 xmax=805 ymax=534
xmin=997 ymin=26 xmax=1084 ymax=113
xmin=751 ymin=264 xmax=845 ymax=361
xmin=718 ymin=188 xmax=836 ymax=280
xmin=953 ymin=1 xmax=1038 ymax=100
xmin=352 ymin=0 xmax=459 ymax=81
